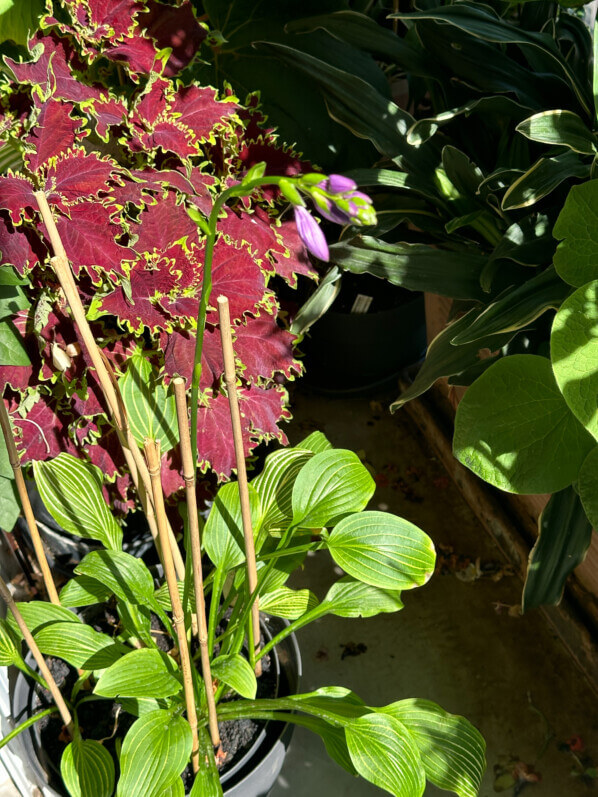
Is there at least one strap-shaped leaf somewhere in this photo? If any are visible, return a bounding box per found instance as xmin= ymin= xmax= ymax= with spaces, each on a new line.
xmin=381 ymin=699 xmax=486 ymax=797
xmin=0 ymin=618 xmax=21 ymax=666
xmin=120 ymin=351 xmax=178 ymax=452
xmin=516 ymin=110 xmax=596 ymax=155
xmin=95 ymin=648 xmax=182 ymax=699
xmin=292 ymin=450 xmax=375 ymax=528
xmin=259 ymin=586 xmax=319 ymax=619
xmin=34 ymin=453 xmax=122 ymax=550
xmin=34 ymin=622 xmax=127 ymax=670
xmin=320 ymin=578 xmax=404 ymax=619
xmin=190 ymin=728 xmax=223 ymax=797
xmin=117 ymin=710 xmax=192 ymax=797
xmin=211 ymin=654 xmax=257 ymax=699
xmin=75 ymin=550 xmax=156 ymax=606
xmin=325 ymin=511 xmax=435 ymax=590
xmin=61 ymin=739 xmax=115 ymax=797
xmin=204 ymin=482 xmax=261 ymax=571
xmin=579 ymin=445 xmax=598 ymax=529
xmin=7 ymin=601 xmax=81 ymax=638
xmin=252 ymin=448 xmax=311 ymax=534
xmin=345 ymin=713 xmax=426 ymax=797
xmin=502 ymin=151 xmax=589 ymax=211
xmin=60 ymin=576 xmax=113 ymax=608
xmin=523 ymin=487 xmax=593 ymax=612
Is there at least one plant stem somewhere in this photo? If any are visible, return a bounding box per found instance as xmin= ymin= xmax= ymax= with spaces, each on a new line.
xmin=173 ymin=378 xmax=220 ymax=749
xmin=0 ymin=707 xmax=59 ymax=751
xmin=144 ymin=439 xmax=200 ymax=773
xmin=0 ymin=397 xmax=59 ymax=604
xmin=217 ymin=295 xmax=262 ymax=676
xmin=0 ymin=575 xmax=73 ymax=735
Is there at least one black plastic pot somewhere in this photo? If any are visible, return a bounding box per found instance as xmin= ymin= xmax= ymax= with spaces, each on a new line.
xmin=10 ymin=615 xmax=301 ymax=797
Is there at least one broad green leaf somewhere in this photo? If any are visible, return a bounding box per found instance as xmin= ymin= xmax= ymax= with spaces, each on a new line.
xmin=34 ymin=622 xmax=126 ymax=670
xmin=0 ymin=266 xmax=27 ymax=285
xmin=380 ymin=699 xmax=486 ymax=797
xmin=296 ymin=431 xmax=333 ymax=453
xmin=0 ymin=285 xmax=29 ymax=320
xmin=189 ymin=728 xmax=223 ymax=797
xmin=450 ymin=267 xmax=570 ymax=345
xmin=120 ymin=351 xmax=178 ymax=452
xmin=502 ymin=151 xmax=589 ymax=211
xmin=343 ymin=168 xmax=440 ymax=204
xmin=59 ymin=576 xmax=113 ymax=608
xmin=454 ymin=355 xmax=594 ymax=493
xmin=95 ymin=649 xmax=182 ymax=699
xmin=286 ymin=713 xmax=357 ymax=776
xmin=154 ymin=580 xmax=195 ymax=613
xmin=75 ymin=550 xmax=156 ymax=606
xmin=0 ymin=0 xmax=44 ymax=47
xmin=0 ymin=475 xmax=19 ymax=532
xmin=490 ymin=214 xmax=555 ymax=267
xmin=329 ymin=237 xmax=489 ymax=302
xmin=292 ymin=450 xmax=375 ymax=528
xmin=117 ymin=710 xmax=192 ymax=797
xmin=320 ymin=578 xmax=404 ymax=619
xmin=579 ymin=446 xmax=598 ymax=529
xmin=252 ymin=448 xmax=311 ymax=535
xmin=553 ymin=180 xmax=598 ymax=286
xmin=325 ymin=511 xmax=435 ymax=590
xmin=203 ymin=482 xmax=261 ymax=571
xmin=0 ymin=618 xmax=20 ymax=665
xmin=117 ymin=600 xmax=153 ymax=648
xmin=523 ymin=487 xmax=593 ymax=612
xmin=211 ymin=654 xmax=257 ymax=699
xmin=60 ymin=739 xmax=115 ymax=797
xmin=286 ymin=687 xmax=368 ymax=720
xmin=118 ymin=697 xmax=167 ymax=718
xmin=516 ymin=110 xmax=596 ymax=155
xmin=345 ymin=713 xmax=426 ymax=797
xmin=7 ymin=601 xmax=81 ymax=638
xmin=259 ymin=587 xmax=319 ymax=619
xmin=161 ymin=779 xmax=185 ymax=797
xmin=551 ymin=280 xmax=598 ymax=439
xmin=290 ymin=266 xmax=341 ymax=336
xmin=34 ymin=454 xmax=122 ymax=550
xmin=0 ymin=319 xmax=30 ymax=365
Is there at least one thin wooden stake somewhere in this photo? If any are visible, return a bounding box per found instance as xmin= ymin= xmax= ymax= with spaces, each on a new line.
xmin=217 ymin=296 xmax=262 ymax=676
xmin=0 ymin=575 xmax=73 ymax=735
xmin=144 ymin=439 xmax=200 ymax=773
xmin=33 ymin=191 xmax=184 ymax=580
xmin=173 ymin=378 xmax=221 ymax=749
xmin=0 ymin=398 xmax=59 ymax=604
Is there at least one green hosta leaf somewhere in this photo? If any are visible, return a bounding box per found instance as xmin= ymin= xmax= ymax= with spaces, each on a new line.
xmin=59 ymin=576 xmax=113 ymax=608
xmin=551 ymin=280 xmax=598 ymax=440
xmin=95 ymin=649 xmax=182 ymax=699
xmin=320 ymin=578 xmax=404 ymax=619
xmin=454 ymin=355 xmax=594 ymax=493
xmin=154 ymin=580 xmax=195 ymax=613
xmin=345 ymin=713 xmax=425 ymax=797
xmin=0 ymin=319 xmax=30 ymax=365
xmin=120 ymin=351 xmax=178 ymax=452
xmin=0 ymin=618 xmax=20 ymax=665
xmin=293 ymin=715 xmax=357 ymax=776
xmin=118 ymin=698 xmax=167 ymax=718
xmin=290 ymin=266 xmax=341 ymax=336
xmin=204 ymin=482 xmax=261 ymax=571
xmin=0 ymin=475 xmax=19 ymax=532
xmin=292 ymin=450 xmax=375 ymax=528
xmin=325 ymin=511 xmax=435 ymax=590
xmin=523 ymin=487 xmax=593 ymax=612
xmin=190 ymin=728 xmax=223 ymax=797
xmin=117 ymin=710 xmax=192 ymax=797
xmin=579 ymin=446 xmax=598 ymax=529
xmin=252 ymin=448 xmax=311 ymax=535
xmin=287 ymin=687 xmax=368 ymax=720
xmin=502 ymin=151 xmax=589 ymax=211
xmin=211 ymin=654 xmax=257 ymax=699
xmin=553 ymin=180 xmax=598 ymax=286
xmin=75 ymin=551 xmax=156 ymax=606
xmin=60 ymin=739 xmax=115 ymax=797
xmin=259 ymin=586 xmax=319 ymax=619
xmin=34 ymin=454 xmax=122 ymax=550
xmin=7 ymin=601 xmax=81 ymax=638
xmin=161 ymin=779 xmax=185 ymax=797
xmin=0 ymin=0 xmax=44 ymax=47
xmin=117 ymin=600 xmax=153 ymax=648
xmin=296 ymin=431 xmax=333 ymax=454
xmin=380 ymin=699 xmax=486 ymax=797
xmin=516 ymin=110 xmax=597 ymax=155
xmin=34 ymin=622 xmax=126 ymax=670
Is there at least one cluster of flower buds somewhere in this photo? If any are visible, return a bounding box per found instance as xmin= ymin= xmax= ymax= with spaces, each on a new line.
xmin=281 ymin=173 xmax=377 ymax=262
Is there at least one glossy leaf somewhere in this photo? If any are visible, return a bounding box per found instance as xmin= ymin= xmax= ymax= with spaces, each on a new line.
xmin=61 ymin=739 xmax=115 ymax=797
xmin=59 ymin=576 xmax=113 ymax=608
xmin=490 ymin=214 xmax=555 ymax=267
xmin=117 ymin=710 xmax=192 ymax=797
xmin=551 ymin=280 xmax=598 ymax=440
xmin=292 ymin=450 xmax=374 ymax=528
xmin=553 ymin=180 xmax=598 ymax=286
xmin=320 ymin=578 xmax=404 ymax=619
xmin=7 ymin=601 xmax=81 ymax=638
xmin=0 ymin=319 xmax=29 ymax=365
xmin=190 ymin=728 xmax=223 ymax=797
xmin=325 ymin=511 xmax=435 ymax=590
xmin=259 ymin=587 xmax=319 ymax=619
xmin=502 ymin=151 xmax=589 ymax=211
xmin=203 ymin=482 xmax=261 ymax=571
xmin=0 ymin=618 xmax=20 ymax=665
xmin=75 ymin=550 xmax=156 ymax=606
xmin=95 ymin=649 xmax=182 ymax=699
xmin=211 ymin=654 xmax=257 ymax=699
xmin=454 ymin=355 xmax=594 ymax=493
xmin=34 ymin=454 xmax=122 ymax=550
xmin=290 ymin=265 xmax=341 ymax=336
xmin=296 ymin=431 xmax=333 ymax=453
xmin=579 ymin=446 xmax=598 ymax=529
xmin=516 ymin=110 xmax=596 ymax=154
xmin=34 ymin=622 xmax=126 ymax=670
xmin=252 ymin=448 xmax=311 ymax=534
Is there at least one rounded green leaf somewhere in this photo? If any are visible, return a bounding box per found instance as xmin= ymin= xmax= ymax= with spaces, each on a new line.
xmin=59 ymin=576 xmax=113 ymax=608
xmin=7 ymin=601 xmax=81 ymax=638
xmin=95 ymin=648 xmax=182 ymax=699
xmin=292 ymin=450 xmax=375 ymax=528
xmin=61 ymin=739 xmax=115 ymax=797
xmin=75 ymin=550 xmax=156 ymax=606
xmin=204 ymin=482 xmax=261 ymax=572
xmin=553 ymin=180 xmax=598 ymax=286
xmin=579 ymin=445 xmax=598 ymax=529
xmin=211 ymin=654 xmax=257 ymax=699
xmin=321 ymin=578 xmax=404 ymax=618
xmin=325 ymin=511 xmax=435 ymax=590
xmin=259 ymin=586 xmax=319 ymax=619
xmin=0 ymin=319 xmax=30 ymax=365
xmin=34 ymin=622 xmax=126 ymax=670
xmin=252 ymin=448 xmax=311 ymax=534
xmin=117 ymin=710 xmax=192 ymax=797
xmin=551 ymin=280 xmax=598 ymax=440
xmin=454 ymin=355 xmax=594 ymax=494
xmin=0 ymin=618 xmax=20 ymax=665
xmin=345 ymin=713 xmax=426 ymax=797
xmin=34 ymin=453 xmax=122 ymax=550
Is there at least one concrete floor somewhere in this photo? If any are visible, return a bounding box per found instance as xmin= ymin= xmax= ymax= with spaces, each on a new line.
xmin=271 ymin=388 xmax=598 ymax=797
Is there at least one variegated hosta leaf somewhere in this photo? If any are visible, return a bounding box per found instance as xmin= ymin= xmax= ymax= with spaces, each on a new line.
xmin=33 ymin=453 xmax=122 ymax=550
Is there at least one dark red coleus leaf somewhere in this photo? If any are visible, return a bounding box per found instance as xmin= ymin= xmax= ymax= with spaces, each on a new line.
xmin=44 ymin=148 xmax=121 ymax=206
xmin=14 ymin=393 xmax=78 ymax=462
xmin=162 ymin=326 xmax=223 ymax=390
xmin=132 ymin=192 xmax=198 ymax=255
xmin=240 ymin=383 xmax=290 ymax=443
xmin=233 ymin=314 xmax=301 ymax=383
xmin=105 ymin=32 xmax=159 ymax=76
xmin=0 ymin=210 xmax=43 ymax=275
xmin=62 ymin=0 xmax=144 ymax=43
xmin=25 ymin=99 xmax=87 ymax=173
xmin=143 ymin=0 xmax=205 ymax=76
xmin=270 ymin=218 xmax=317 ymax=287
xmin=0 ymin=174 xmax=36 ymax=224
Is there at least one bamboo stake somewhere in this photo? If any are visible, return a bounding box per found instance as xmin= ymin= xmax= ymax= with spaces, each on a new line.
xmin=0 ymin=398 xmax=60 ymax=604
xmin=217 ymin=296 xmax=261 ymax=676
xmin=33 ymin=191 xmax=184 ymax=579
xmin=172 ymin=378 xmax=220 ymax=748
xmin=144 ymin=439 xmax=199 ymax=773
xmin=0 ymin=575 xmax=73 ymax=735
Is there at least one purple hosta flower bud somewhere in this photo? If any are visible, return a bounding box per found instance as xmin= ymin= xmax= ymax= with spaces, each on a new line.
xmin=294 ymin=205 xmax=329 ymax=262
xmin=326 ymin=174 xmax=357 ymax=194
